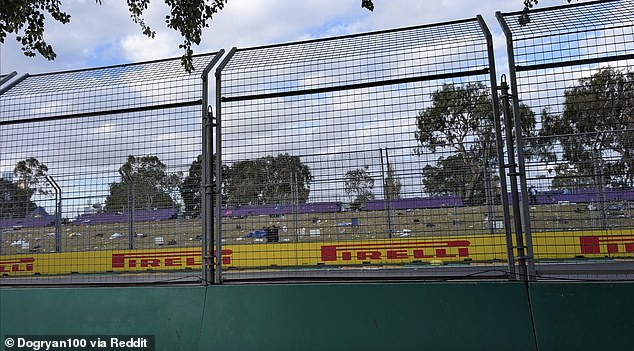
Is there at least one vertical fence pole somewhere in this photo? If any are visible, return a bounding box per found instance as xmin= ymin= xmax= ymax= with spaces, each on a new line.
xmin=477 ymin=14 xmax=516 ymax=279
xmin=202 ymin=104 xmax=213 ymax=284
xmin=118 ymin=168 xmax=134 ymax=250
xmin=497 ymin=12 xmax=537 ymax=280
xmin=215 ymin=48 xmax=237 ymax=284
xmin=500 ymin=78 xmax=528 ymax=280
xmin=45 ymin=176 xmax=62 ymax=252
xmin=201 ymin=50 xmax=224 ymax=285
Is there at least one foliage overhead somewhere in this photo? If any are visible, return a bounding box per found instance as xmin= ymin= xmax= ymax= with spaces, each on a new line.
xmin=519 ymin=0 xmax=575 ymax=26
xmin=1 ymin=0 xmax=374 ymax=72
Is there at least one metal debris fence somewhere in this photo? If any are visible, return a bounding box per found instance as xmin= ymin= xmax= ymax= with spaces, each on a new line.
xmin=0 ymin=54 xmax=223 ymax=284
xmin=1 ymin=0 xmax=633 ymax=285
xmin=214 ymin=17 xmax=515 ymax=282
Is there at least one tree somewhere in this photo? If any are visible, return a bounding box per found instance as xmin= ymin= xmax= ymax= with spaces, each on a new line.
xmin=0 ymin=158 xmax=48 ymax=218
xmin=540 ymin=67 xmax=634 ymax=189
xmin=2 ymin=0 xmax=374 ymax=72
xmin=344 ymin=166 xmax=375 ymax=210
xmin=415 ymin=82 xmax=537 ymax=205
xmin=181 ymin=154 xmax=204 ymax=218
xmin=180 ymin=153 xmax=226 ymax=217
xmin=224 ymin=153 xmax=312 ymax=206
xmin=0 ymin=177 xmax=37 ymax=218
xmin=384 ymin=162 xmax=401 ymax=201
xmin=105 ymin=155 xmax=181 ymax=211
xmin=14 ymin=157 xmax=49 ymax=196
xmin=519 ymin=0 xmax=576 ymax=25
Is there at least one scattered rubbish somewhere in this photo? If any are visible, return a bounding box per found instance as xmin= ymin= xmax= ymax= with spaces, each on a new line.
xmin=399 ymin=229 xmax=411 ymax=237
xmin=10 ymin=239 xmax=27 ymax=246
xmin=245 ymin=229 xmax=267 ymax=238
xmin=167 ymin=239 xmax=177 ymax=245
xmin=69 ymin=232 xmax=82 ymax=238
xmin=109 ymin=233 xmax=123 ymax=240
xmin=136 ymin=233 xmax=147 ymax=237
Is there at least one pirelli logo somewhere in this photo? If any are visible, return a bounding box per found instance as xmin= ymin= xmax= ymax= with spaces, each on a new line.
xmin=111 ymin=250 xmax=233 ymax=269
xmin=580 ymin=235 xmax=634 ymax=255
xmin=320 ymin=240 xmax=471 ymax=263
xmin=0 ymin=257 xmax=35 ymax=273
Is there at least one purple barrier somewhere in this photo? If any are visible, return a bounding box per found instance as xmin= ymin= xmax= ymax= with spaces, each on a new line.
xmin=364 ymin=196 xmax=463 ymax=211
xmin=530 ymin=189 xmax=634 ymax=205
xmin=72 ymin=208 xmax=178 ymax=225
xmin=0 ymin=207 xmax=56 ymax=229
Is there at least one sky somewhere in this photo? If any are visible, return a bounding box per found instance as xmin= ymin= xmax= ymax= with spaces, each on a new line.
xmin=0 ymin=0 xmax=569 ymax=76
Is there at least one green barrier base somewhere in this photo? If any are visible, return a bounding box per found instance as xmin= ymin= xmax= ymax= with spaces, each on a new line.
xmin=529 ymin=282 xmax=634 ymax=351
xmin=1 ymin=282 xmax=632 ymax=351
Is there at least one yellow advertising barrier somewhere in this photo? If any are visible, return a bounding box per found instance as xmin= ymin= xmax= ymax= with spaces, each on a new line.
xmin=1 ymin=229 xmax=633 ymax=277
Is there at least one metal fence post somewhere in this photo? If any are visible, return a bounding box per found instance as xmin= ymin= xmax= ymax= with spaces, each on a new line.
xmin=118 ymin=168 xmax=135 ymax=250
xmin=477 ymin=14 xmax=516 ymax=280
xmin=499 ymin=77 xmax=528 ymax=281
xmin=45 ymin=176 xmax=62 ymax=252
xmin=497 ymin=13 xmax=537 ymax=280
xmin=214 ymin=47 xmax=237 ymax=284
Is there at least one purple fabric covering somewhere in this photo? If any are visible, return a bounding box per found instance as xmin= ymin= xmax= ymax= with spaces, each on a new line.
xmin=222 ymin=202 xmax=342 ymax=217
xmin=364 ymin=196 xmax=463 ymax=211
xmin=525 ymin=189 xmax=634 ymax=205
xmin=0 ymin=207 xmax=56 ymax=228
xmin=71 ymin=208 xmax=178 ymax=225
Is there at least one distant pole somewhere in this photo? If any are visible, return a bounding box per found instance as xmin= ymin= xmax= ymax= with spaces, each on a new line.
xmin=119 ymin=168 xmax=135 ymax=249
xmin=380 ymin=148 xmax=394 ymax=238
xmin=45 ymin=176 xmax=62 ymax=252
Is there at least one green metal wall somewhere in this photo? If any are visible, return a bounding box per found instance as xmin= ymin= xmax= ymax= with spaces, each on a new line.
xmin=1 ymin=282 xmax=632 ymax=351
xmin=529 ymin=283 xmax=634 ymax=351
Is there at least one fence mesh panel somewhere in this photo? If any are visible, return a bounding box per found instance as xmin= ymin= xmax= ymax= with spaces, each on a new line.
xmin=498 ymin=0 xmax=634 ymax=280
xmin=217 ymin=18 xmax=512 ymax=281
xmin=0 ymin=54 xmax=221 ymax=284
